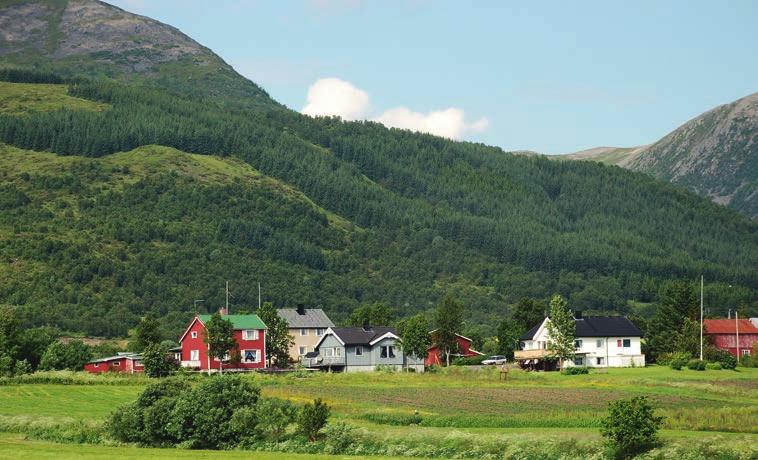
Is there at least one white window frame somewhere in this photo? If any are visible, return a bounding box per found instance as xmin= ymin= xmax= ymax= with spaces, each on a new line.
xmin=243 ymin=329 xmax=259 ymax=340
xmin=300 ymin=328 xmax=308 ymax=336
xmin=355 ymin=346 xmax=363 ymax=356
xmin=241 ymin=349 xmax=260 ymax=363
xmin=191 ymin=331 xmax=198 ymax=339
xmin=113 ymin=361 xmax=120 ymax=366
xmin=299 ymin=346 xmax=307 ymax=356
xmin=316 ymin=328 xmax=325 ymax=336
xmin=380 ymin=345 xmax=396 ymax=359
xmin=574 ymin=357 xmax=584 ymax=366
xmin=190 ymin=349 xmax=200 ymax=361
xmin=324 ymin=348 xmax=334 ymax=357
xmin=574 ymin=339 xmax=583 ymax=349
xmin=596 ymin=339 xmax=603 ymax=348
xmin=335 ymin=347 xmax=342 ymax=357
xmin=622 ymin=339 xmax=631 ymax=348
xmin=742 ymin=349 xmax=750 ymax=357
xmin=596 ymin=357 xmax=604 ymax=365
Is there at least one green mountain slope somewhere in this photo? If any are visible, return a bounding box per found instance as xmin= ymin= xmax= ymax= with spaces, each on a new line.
xmin=561 ymin=94 xmax=757 ymax=218
xmin=0 ymin=2 xmax=756 ymax=337
xmin=0 ymin=0 xmax=277 ymax=108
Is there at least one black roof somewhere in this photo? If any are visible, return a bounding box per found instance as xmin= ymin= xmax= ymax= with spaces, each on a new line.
xmin=520 ymin=316 xmax=642 ymax=340
xmin=519 ymin=322 xmax=543 ymax=340
xmin=328 ymin=326 xmax=397 ymax=346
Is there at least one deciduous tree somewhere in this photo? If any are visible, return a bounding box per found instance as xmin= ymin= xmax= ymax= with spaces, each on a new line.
xmin=203 ymin=313 xmax=235 ymax=375
xmin=546 ymin=294 xmax=575 ymax=369
xmin=257 ymin=302 xmax=293 ymax=367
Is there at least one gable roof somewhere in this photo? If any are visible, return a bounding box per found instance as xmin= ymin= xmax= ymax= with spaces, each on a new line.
xmin=87 ymin=353 xmax=141 ymax=364
xmin=277 ymin=308 xmax=335 ymax=329
xmin=705 ymin=319 xmax=758 ymax=334
xmin=318 ymin=326 xmax=398 ymax=347
xmin=520 ymin=316 xmax=642 ymax=340
xmin=197 ymin=314 xmax=267 ymax=330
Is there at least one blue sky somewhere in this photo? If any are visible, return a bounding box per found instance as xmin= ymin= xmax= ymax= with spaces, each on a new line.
xmin=111 ymin=0 xmax=757 ymax=154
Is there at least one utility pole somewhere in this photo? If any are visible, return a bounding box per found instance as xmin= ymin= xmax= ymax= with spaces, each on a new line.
xmin=258 ymin=282 xmax=261 ymax=309
xmin=736 ymin=310 xmax=740 ymax=359
xmin=699 ymin=275 xmax=704 ymax=361
xmin=225 ymin=280 xmax=229 ymax=314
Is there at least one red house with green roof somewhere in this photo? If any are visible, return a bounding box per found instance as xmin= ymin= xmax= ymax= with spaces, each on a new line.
xmin=179 ymin=311 xmax=267 ymax=371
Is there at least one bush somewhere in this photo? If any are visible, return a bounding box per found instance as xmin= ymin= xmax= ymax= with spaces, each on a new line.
xmin=255 ymin=397 xmax=297 ymax=441
xmin=561 ymin=366 xmax=589 ymax=375
xmin=669 ymin=358 xmax=686 ymax=370
xmin=298 ymin=398 xmax=330 ymax=441
xmin=705 ymin=362 xmax=722 ymax=370
xmin=686 ymin=359 xmax=705 ymax=371
xmin=601 ymin=396 xmax=663 ymax=459
xmin=39 ymin=340 xmax=92 ymax=371
xmin=705 ymin=347 xmax=738 ymax=370
xmin=322 ymin=422 xmax=359 ymax=454
xmin=452 ymin=355 xmax=487 ymax=366
xmin=657 ymin=351 xmax=691 ymax=366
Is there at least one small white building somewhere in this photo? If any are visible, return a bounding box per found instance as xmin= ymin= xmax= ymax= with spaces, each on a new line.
xmin=515 ymin=312 xmax=645 ymax=370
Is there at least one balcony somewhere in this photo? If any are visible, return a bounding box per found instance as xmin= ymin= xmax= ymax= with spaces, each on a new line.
xmin=514 ymin=349 xmax=549 ymax=360
xmin=302 ymin=355 xmax=346 ymax=368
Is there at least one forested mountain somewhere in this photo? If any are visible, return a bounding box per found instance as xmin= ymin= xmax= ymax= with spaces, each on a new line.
xmin=562 ymin=94 xmax=757 ymax=218
xmin=0 ymin=1 xmax=756 ymax=338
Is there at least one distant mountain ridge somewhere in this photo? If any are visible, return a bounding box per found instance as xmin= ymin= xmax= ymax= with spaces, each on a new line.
xmin=561 ymin=93 xmax=757 ymax=217
xmin=0 ymin=0 xmax=277 ymax=107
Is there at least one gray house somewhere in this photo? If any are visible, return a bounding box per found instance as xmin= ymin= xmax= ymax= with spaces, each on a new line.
xmin=303 ymin=326 xmax=424 ymax=372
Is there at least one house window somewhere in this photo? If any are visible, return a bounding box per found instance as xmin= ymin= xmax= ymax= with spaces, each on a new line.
xmin=113 ymin=361 xmax=120 ymax=366
xmin=596 ymin=339 xmax=604 ymax=348
xmin=596 ymin=357 xmax=605 ymax=365
xmin=242 ymin=349 xmax=259 ymax=363
xmin=300 ymin=328 xmax=308 ymax=336
xmin=574 ymin=339 xmax=583 ymax=349
xmin=324 ymin=348 xmax=334 ymax=357
xmin=743 ymin=350 xmax=751 ymax=357
xmin=617 ymin=339 xmax=622 ymax=347
xmin=335 ymin=347 xmax=342 ymax=357
xmin=299 ymin=346 xmax=306 ymax=356
xmin=191 ymin=331 xmax=198 ymax=339
xmin=94 ymin=363 xmax=98 ymax=367
xmin=243 ymin=329 xmax=258 ymax=340
xmin=190 ymin=350 xmax=199 ymax=361
xmin=316 ymin=328 xmax=325 ymax=336
xmin=380 ymin=345 xmax=395 ymax=358
xmin=574 ymin=357 xmax=584 ymax=366
xmin=355 ymin=346 xmax=363 ymax=356
xmin=622 ymin=339 xmax=631 ymax=348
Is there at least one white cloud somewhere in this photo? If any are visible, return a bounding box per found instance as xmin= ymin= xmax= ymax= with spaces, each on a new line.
xmin=374 ymin=107 xmax=489 ymax=140
xmin=301 ymin=77 xmax=371 ymax=120
xmin=301 ymin=78 xmax=489 ymax=140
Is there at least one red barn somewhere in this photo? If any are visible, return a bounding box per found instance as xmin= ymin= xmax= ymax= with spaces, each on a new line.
xmin=704 ymin=318 xmax=758 ymax=358
xmin=84 ymin=353 xmax=144 ymax=374
xmin=425 ymin=332 xmax=483 ymax=366
xmin=179 ymin=313 xmax=267 ymax=372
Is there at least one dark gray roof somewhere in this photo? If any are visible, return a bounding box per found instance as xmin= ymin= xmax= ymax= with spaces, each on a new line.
xmin=520 ymin=316 xmax=642 ymax=340
xmin=277 ymin=308 xmax=335 ymax=329
xmin=329 ymin=327 xmax=397 ymax=346
xmin=519 ymin=322 xmax=542 ymax=341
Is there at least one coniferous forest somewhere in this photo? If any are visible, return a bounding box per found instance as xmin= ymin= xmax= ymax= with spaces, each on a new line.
xmin=0 ymin=69 xmax=756 ymax=338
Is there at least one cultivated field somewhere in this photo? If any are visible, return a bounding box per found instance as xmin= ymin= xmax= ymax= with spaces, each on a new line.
xmin=0 ymin=366 xmax=756 ymax=459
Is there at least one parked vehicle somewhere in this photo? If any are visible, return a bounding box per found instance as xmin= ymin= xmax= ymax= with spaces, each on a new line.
xmin=482 ymin=355 xmax=507 ymax=365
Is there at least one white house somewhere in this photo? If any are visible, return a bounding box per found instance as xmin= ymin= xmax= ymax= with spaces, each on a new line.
xmin=515 ymin=312 xmax=645 ymax=370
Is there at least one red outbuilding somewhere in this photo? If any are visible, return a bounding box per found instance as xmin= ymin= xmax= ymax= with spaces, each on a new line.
xmin=425 ymin=332 xmax=483 ymax=366
xmin=179 ymin=312 xmax=267 ymax=372
xmin=704 ymin=318 xmax=758 ymax=358
xmin=84 ymin=353 xmax=144 ymax=374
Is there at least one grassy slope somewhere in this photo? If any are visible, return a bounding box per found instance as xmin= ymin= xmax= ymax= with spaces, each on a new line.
xmin=0 ymin=82 xmax=108 ymax=114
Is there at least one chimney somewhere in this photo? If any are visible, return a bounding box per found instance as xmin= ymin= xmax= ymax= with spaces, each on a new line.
xmin=574 ymin=310 xmax=583 ymax=320
xmin=296 ymin=304 xmax=306 ymax=315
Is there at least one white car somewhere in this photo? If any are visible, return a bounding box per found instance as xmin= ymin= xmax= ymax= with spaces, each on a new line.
xmin=482 ymin=355 xmax=507 ymax=365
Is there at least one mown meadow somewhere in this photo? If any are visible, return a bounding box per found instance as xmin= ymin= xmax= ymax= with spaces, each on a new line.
xmin=0 ymin=366 xmax=755 ymax=459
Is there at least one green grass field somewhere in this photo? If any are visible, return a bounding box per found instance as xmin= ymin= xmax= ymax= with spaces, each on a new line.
xmin=0 ymin=366 xmax=756 ymax=458
xmin=0 ymin=82 xmax=108 ymax=115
